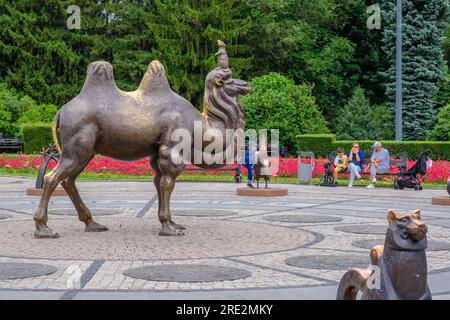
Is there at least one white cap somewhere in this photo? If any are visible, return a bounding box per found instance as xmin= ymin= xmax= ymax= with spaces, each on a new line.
xmin=373 ymin=142 xmax=382 ymax=148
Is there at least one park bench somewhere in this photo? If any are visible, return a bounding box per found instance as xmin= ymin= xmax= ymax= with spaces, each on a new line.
xmin=184 ymin=145 xmax=287 ymax=183
xmin=322 ymin=150 xmax=408 ymax=185
xmin=184 ymin=165 xmax=242 ymax=182
xmin=360 ymin=155 xmax=407 ymax=178
xmin=0 ymin=137 xmax=23 ymax=152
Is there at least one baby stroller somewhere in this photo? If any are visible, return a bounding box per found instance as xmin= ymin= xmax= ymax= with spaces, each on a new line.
xmin=394 ymin=150 xmax=430 ymax=191
xmin=316 ymin=151 xmax=338 ymax=187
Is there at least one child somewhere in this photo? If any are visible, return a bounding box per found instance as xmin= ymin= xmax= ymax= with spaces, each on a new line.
xmin=334 ymin=147 xmax=348 ymax=181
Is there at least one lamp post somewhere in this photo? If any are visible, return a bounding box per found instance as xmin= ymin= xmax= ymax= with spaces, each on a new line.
xmin=395 ymin=0 xmax=403 ymax=141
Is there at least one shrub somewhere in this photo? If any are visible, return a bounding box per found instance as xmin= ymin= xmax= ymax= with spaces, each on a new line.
xmin=21 ymin=123 xmax=54 ymax=154
xmin=297 ymin=134 xmax=450 ymax=160
xmin=240 ymin=73 xmax=329 ymax=153
xmin=428 ymin=104 xmax=450 ymax=141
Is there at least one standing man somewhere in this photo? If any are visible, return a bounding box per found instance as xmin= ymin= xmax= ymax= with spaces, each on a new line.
xmin=366 ymin=142 xmax=390 ymax=189
xmin=347 ymin=143 xmax=364 ymax=188
xmin=243 ymin=141 xmax=256 ymax=188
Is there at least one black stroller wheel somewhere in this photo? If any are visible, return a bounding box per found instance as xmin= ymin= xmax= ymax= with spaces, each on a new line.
xmin=394 ymin=181 xmax=399 ymax=190
xmin=414 ymin=185 xmax=419 ymax=191
xmin=419 ymin=185 xmax=423 ymax=191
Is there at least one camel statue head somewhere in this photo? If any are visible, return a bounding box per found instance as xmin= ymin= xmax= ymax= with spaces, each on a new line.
xmin=202 ymin=40 xmax=250 ymax=130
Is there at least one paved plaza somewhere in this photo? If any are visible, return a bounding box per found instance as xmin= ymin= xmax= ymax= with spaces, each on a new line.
xmin=0 ymin=176 xmax=449 ymax=300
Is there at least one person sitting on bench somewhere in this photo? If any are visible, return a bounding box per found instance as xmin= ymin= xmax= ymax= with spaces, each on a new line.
xmin=366 ymin=142 xmax=390 ymax=189
xmin=333 ymin=147 xmax=348 ymax=182
xmin=347 ymin=143 xmax=364 ymax=188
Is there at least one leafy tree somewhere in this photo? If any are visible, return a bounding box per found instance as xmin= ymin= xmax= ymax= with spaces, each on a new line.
xmin=0 ymin=83 xmax=57 ymax=137
xmin=381 ymin=0 xmax=450 ymax=140
xmin=0 ymin=83 xmax=21 ymax=137
xmin=245 ymin=0 xmax=357 ymax=121
xmin=428 ymin=103 xmax=450 ymax=141
xmin=16 ymin=97 xmax=58 ymax=126
xmin=240 ymin=73 xmax=329 ymax=152
xmin=336 ymin=87 xmax=393 ymax=141
xmin=244 ymin=0 xmax=391 ymax=129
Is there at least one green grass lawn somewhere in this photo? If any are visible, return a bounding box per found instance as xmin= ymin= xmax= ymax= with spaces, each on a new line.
xmin=0 ymin=167 xmax=446 ymax=189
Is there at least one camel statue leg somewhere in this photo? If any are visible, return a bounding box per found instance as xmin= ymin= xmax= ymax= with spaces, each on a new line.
xmin=61 ymin=172 xmax=108 ymax=232
xmin=34 ymin=159 xmax=72 ymax=238
xmin=34 ymin=131 xmax=106 ymax=238
xmin=34 ymin=156 xmax=90 ymax=238
xmin=150 ymin=157 xmax=185 ymax=231
xmin=154 ymin=147 xmax=185 ymax=236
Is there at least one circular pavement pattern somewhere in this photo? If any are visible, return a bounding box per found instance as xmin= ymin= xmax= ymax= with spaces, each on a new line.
xmin=172 ymin=209 xmax=238 ymax=217
xmin=0 ymin=213 xmax=12 ymax=220
xmin=48 ymin=208 xmax=123 ymax=216
xmin=285 ymin=254 xmax=370 ymax=270
xmin=352 ymin=238 xmax=450 ymax=251
xmin=263 ymin=214 xmax=343 ymax=223
xmin=0 ymin=262 xmax=57 ymax=280
xmin=334 ymin=224 xmax=387 ymax=235
xmin=124 ymin=264 xmax=252 ymax=282
xmin=0 ymin=217 xmax=315 ymax=260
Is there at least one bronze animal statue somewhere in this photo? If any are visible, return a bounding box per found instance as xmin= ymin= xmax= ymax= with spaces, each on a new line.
xmin=34 ymin=40 xmax=250 ymax=238
xmin=337 ymin=209 xmax=431 ymax=300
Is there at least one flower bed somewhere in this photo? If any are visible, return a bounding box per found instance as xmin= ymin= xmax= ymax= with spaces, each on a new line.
xmin=1 ymin=154 xmax=449 ymax=184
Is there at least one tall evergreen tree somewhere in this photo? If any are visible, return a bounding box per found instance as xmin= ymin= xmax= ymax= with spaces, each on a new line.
xmin=149 ymin=0 xmax=252 ymax=107
xmin=0 ymin=0 xmax=156 ymax=106
xmin=335 ymin=87 xmax=392 ymax=141
xmin=381 ymin=0 xmax=450 ymax=140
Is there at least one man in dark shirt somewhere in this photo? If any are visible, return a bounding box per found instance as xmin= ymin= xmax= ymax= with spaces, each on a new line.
xmin=347 ymin=143 xmax=364 ymax=187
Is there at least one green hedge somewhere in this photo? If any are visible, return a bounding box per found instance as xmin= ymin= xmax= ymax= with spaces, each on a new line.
xmin=21 ymin=123 xmax=53 ymax=154
xmin=297 ymin=134 xmax=450 ymax=160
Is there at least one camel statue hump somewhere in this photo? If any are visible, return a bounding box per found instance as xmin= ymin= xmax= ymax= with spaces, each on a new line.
xmin=147 ymin=60 xmax=165 ymax=77
xmin=86 ymin=61 xmax=114 ymax=82
xmin=138 ymin=60 xmax=171 ymax=94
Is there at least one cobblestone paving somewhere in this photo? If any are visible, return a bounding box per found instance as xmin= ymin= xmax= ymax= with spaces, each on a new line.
xmin=0 ymin=177 xmax=449 ymax=299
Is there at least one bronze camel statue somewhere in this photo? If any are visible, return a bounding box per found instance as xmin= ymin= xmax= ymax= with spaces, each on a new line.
xmin=337 ymin=209 xmax=431 ymax=300
xmin=34 ymin=40 xmax=250 ymax=238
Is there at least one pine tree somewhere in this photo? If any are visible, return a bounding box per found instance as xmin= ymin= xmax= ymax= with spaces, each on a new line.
xmin=149 ymin=0 xmax=252 ymax=107
xmin=0 ymin=1 xmax=158 ymax=105
xmin=381 ymin=0 xmax=450 ymax=140
xmin=335 ymin=87 xmax=391 ymax=141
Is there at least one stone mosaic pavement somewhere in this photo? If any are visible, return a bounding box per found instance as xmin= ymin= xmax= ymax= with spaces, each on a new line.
xmin=0 ymin=176 xmax=449 ymax=300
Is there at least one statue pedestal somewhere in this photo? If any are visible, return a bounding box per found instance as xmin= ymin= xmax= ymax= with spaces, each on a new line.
xmin=26 ymin=187 xmax=67 ymax=196
xmin=431 ymin=196 xmax=450 ymax=206
xmin=236 ymin=187 xmax=288 ymax=197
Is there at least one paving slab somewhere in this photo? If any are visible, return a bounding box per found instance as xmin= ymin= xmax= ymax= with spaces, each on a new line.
xmin=0 ymin=177 xmax=449 ymax=300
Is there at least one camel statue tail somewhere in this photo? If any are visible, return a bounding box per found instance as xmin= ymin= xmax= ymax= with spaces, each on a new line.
xmin=52 ymin=110 xmax=62 ymax=154
xmin=336 ymin=268 xmax=372 ymax=300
